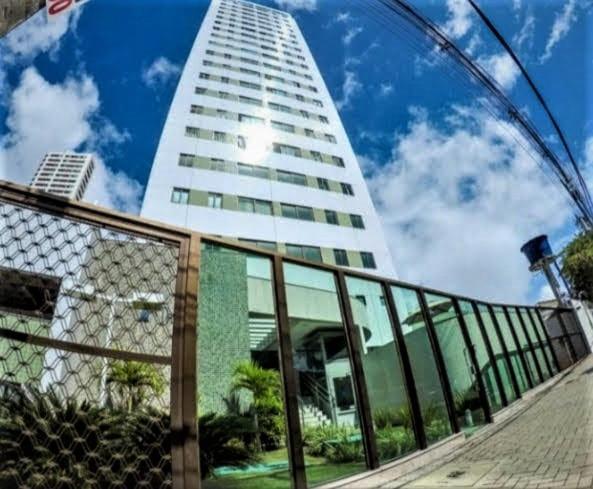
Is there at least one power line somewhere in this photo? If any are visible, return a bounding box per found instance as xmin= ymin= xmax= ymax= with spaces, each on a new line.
xmin=371 ymin=0 xmax=593 ymax=228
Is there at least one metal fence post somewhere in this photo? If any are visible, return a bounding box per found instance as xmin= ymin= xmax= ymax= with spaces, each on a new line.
xmin=488 ymin=304 xmax=522 ymax=399
xmin=382 ymin=282 xmax=427 ymax=449
xmin=417 ymin=290 xmax=460 ymax=434
xmin=472 ymin=302 xmax=508 ymax=407
xmin=335 ymin=271 xmax=380 ymax=470
xmin=514 ymin=307 xmax=544 ymax=383
xmin=502 ymin=306 xmax=534 ymax=389
xmin=525 ymin=308 xmax=554 ymax=378
xmin=534 ymin=308 xmax=561 ymax=372
xmin=452 ymin=299 xmax=492 ymax=423
xmin=272 ymin=256 xmax=307 ymax=489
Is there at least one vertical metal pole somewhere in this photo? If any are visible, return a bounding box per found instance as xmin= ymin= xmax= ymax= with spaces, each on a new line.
xmin=472 ymin=302 xmax=508 ymax=407
xmin=273 ymin=256 xmax=307 ymax=489
xmin=171 ymin=233 xmax=200 ymax=489
xmin=556 ymin=309 xmax=577 ymax=363
xmin=335 ymin=271 xmax=380 ymax=470
xmin=502 ymin=306 xmax=534 ymax=389
xmin=488 ymin=304 xmax=521 ymax=399
xmin=525 ymin=308 xmax=554 ymax=378
xmin=514 ymin=307 xmax=544 ymax=383
xmin=452 ymin=299 xmax=492 ymax=423
xmin=417 ymin=290 xmax=460 ymax=434
xmin=382 ymin=282 xmax=427 ymax=449
xmin=534 ymin=308 xmax=562 ymax=372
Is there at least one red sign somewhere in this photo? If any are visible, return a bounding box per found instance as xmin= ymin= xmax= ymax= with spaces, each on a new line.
xmin=46 ymin=0 xmax=87 ymax=20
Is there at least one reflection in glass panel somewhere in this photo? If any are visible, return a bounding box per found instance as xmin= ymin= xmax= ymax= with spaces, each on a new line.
xmin=507 ymin=309 xmax=541 ymax=385
xmin=198 ymin=244 xmax=290 ymax=489
xmin=425 ymin=294 xmax=486 ymax=432
xmin=529 ymin=309 xmax=558 ymax=375
xmin=283 ymin=263 xmax=366 ymax=486
xmin=493 ymin=307 xmax=530 ymax=394
xmin=390 ymin=286 xmax=453 ymax=445
xmin=459 ymin=301 xmax=504 ymax=413
xmin=476 ymin=305 xmax=517 ymax=403
xmin=345 ymin=277 xmax=417 ymax=463
xmin=519 ymin=309 xmax=551 ymax=380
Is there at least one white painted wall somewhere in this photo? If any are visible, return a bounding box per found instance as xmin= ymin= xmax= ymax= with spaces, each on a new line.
xmin=141 ymin=0 xmax=397 ymax=278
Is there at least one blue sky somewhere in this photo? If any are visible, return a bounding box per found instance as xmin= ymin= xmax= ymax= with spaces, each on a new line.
xmin=1 ymin=0 xmax=592 ymax=304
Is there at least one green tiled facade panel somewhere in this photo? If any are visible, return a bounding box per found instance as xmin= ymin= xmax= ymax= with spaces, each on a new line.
xmin=321 ymin=247 xmax=335 ymax=265
xmin=313 ymin=208 xmax=326 ymax=223
xmin=347 ymin=250 xmax=364 ymax=268
xmin=189 ymin=190 xmax=208 ymax=206
xmin=305 ymin=175 xmax=317 ymax=188
xmin=337 ymin=212 xmax=352 ymax=227
xmin=222 ymin=194 xmax=239 ymax=211
xmin=197 ymin=248 xmax=251 ymax=414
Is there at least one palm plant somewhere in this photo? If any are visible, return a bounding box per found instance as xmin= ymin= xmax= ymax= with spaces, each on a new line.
xmin=107 ymin=360 xmax=165 ymax=411
xmin=198 ymin=412 xmax=257 ymax=479
xmin=231 ymin=360 xmax=282 ymax=452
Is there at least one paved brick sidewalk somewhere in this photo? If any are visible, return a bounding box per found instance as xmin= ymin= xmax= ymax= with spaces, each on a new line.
xmin=404 ymin=356 xmax=593 ymax=489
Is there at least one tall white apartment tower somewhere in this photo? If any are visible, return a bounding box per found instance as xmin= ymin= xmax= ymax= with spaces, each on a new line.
xmin=141 ymin=0 xmax=396 ymax=277
xmin=31 ymin=152 xmax=95 ymax=200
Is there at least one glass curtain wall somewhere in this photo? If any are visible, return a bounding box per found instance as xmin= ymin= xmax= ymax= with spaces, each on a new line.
xmin=492 ymin=306 xmax=530 ymax=394
xmin=476 ymin=305 xmax=517 ymax=403
xmin=424 ymin=294 xmax=486 ymax=431
xmin=283 ymin=263 xmax=366 ymax=486
xmin=459 ymin=301 xmax=504 ymax=413
xmin=507 ymin=308 xmax=541 ymax=385
xmin=198 ymin=244 xmax=291 ymax=489
xmin=345 ymin=277 xmax=417 ymax=463
xmin=519 ymin=308 xmax=551 ymax=380
xmin=390 ymin=287 xmax=453 ymax=444
xmin=528 ymin=309 xmax=558 ymax=375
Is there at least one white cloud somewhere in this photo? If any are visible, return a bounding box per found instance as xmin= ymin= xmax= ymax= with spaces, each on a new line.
xmin=336 ymin=11 xmax=352 ymax=23
xmin=2 ymin=7 xmax=82 ymax=62
xmin=142 ymin=57 xmax=181 ymax=89
xmin=342 ymin=26 xmax=363 ymax=46
xmin=514 ymin=13 xmax=536 ymax=50
xmin=0 ymin=67 xmax=141 ymax=214
xmin=273 ymin=0 xmax=316 ymax=12
xmin=540 ymin=0 xmax=580 ymax=63
xmin=379 ymin=82 xmax=394 ymax=96
xmin=364 ymin=105 xmax=573 ymax=303
xmin=477 ymin=52 xmax=520 ymax=90
xmin=335 ymin=71 xmax=362 ymax=110
xmin=442 ymin=0 xmax=474 ymax=39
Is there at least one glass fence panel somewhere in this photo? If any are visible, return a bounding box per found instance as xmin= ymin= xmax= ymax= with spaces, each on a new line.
xmin=519 ymin=308 xmax=551 ymax=380
xmin=507 ymin=308 xmax=541 ymax=384
xmin=529 ymin=310 xmax=558 ymax=375
xmin=476 ymin=305 xmax=517 ymax=403
xmin=283 ymin=263 xmax=366 ymax=487
xmin=424 ymin=294 xmax=486 ymax=432
xmin=345 ymin=276 xmax=417 ymax=463
xmin=198 ymin=244 xmax=291 ymax=489
xmin=493 ymin=307 xmax=530 ymax=394
xmin=459 ymin=301 xmax=504 ymax=413
xmin=390 ymin=286 xmax=453 ymax=445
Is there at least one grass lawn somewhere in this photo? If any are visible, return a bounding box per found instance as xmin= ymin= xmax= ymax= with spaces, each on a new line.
xmin=203 ymin=454 xmax=366 ymax=489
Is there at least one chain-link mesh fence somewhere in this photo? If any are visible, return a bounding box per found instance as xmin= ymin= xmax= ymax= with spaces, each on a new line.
xmin=0 ymin=198 xmax=181 ymax=489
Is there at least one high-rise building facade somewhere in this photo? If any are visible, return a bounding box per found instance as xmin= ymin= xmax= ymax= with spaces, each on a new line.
xmin=31 ymin=152 xmax=95 ymax=200
xmin=141 ymin=0 xmax=396 ymax=277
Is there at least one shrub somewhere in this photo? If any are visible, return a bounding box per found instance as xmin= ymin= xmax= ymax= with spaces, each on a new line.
xmin=374 ymin=405 xmax=413 ymax=430
xmin=302 ymin=424 xmax=358 ymax=458
xmin=198 ymin=412 xmax=258 ymax=479
xmin=425 ymin=417 xmax=451 ymax=442
xmin=325 ymin=434 xmax=365 ymax=464
xmin=376 ymin=427 xmax=416 ymax=460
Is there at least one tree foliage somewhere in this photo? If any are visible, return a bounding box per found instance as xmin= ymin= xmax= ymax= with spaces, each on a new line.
xmin=107 ymin=360 xmax=165 ymax=411
xmin=562 ymin=232 xmax=593 ymax=300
